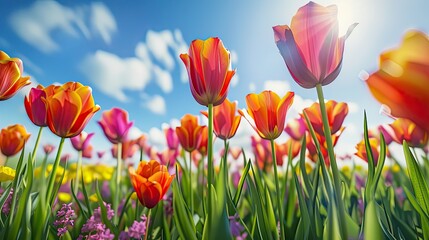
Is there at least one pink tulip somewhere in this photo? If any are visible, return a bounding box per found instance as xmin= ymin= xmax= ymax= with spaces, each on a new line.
xmin=98 ymin=108 xmax=133 ymax=144
xmin=165 ymin=127 xmax=179 ymax=150
xmin=285 ymin=117 xmax=306 ymax=141
xmin=273 ymin=2 xmax=357 ymax=88
xmin=70 ymin=131 xmax=94 ymax=152
xmin=43 ymin=143 xmax=56 ymax=156
xmin=24 ymin=85 xmax=48 ymax=127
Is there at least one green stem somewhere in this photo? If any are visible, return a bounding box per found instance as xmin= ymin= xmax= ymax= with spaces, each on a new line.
xmin=189 ymin=151 xmax=194 ymax=215
xmin=139 ymin=147 xmax=144 ymax=162
xmin=4 ymin=156 xmax=9 ymax=167
xmin=31 ymin=127 xmax=44 ymax=165
xmin=315 ymin=84 xmax=347 ymax=239
xmin=8 ymin=148 xmax=25 ymax=227
xmin=207 ymin=103 xmax=214 ymax=232
xmin=74 ymin=150 xmax=83 ymax=194
xmin=144 ymin=208 xmax=152 ymax=240
xmin=270 ymin=139 xmax=285 ymax=240
xmin=46 ymin=137 xmax=65 ymax=204
xmin=223 ymin=139 xmax=229 ymax=188
xmin=114 ymin=142 xmax=123 ymax=224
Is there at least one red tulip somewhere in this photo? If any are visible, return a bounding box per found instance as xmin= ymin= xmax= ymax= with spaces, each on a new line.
xmin=273 ymin=2 xmax=357 ymax=88
xmin=0 ymin=124 xmax=30 ymax=157
xmin=240 ymin=90 xmax=294 ymax=140
xmin=365 ymin=31 xmax=429 ymax=133
xmin=129 ymin=160 xmax=175 ymax=208
xmin=202 ymin=98 xmax=241 ymax=140
xmin=0 ymin=51 xmax=31 ymax=100
xmin=180 ymin=37 xmax=235 ymax=106
xmin=24 ymin=85 xmax=48 ymax=126
xmin=98 ymin=108 xmax=133 ymax=144
xmin=44 ymin=82 xmax=100 ymax=138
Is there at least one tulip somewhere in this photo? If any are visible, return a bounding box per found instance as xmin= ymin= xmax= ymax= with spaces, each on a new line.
xmin=368 ymin=124 xmax=395 ymax=146
xmin=129 ymin=160 xmax=175 ymax=208
xmin=98 ymin=108 xmax=133 ymax=144
xmin=355 ymin=138 xmax=381 ymax=165
xmin=97 ymin=151 xmax=105 ymax=159
xmin=0 ymin=124 xmax=30 ymax=157
xmin=44 ymin=82 xmax=100 ymax=138
xmin=24 ymin=85 xmax=48 ymax=127
xmin=240 ymin=90 xmax=294 ymax=140
xmin=82 ymin=144 xmax=93 ymax=159
xmin=175 ymin=114 xmax=205 ymax=153
xmin=285 ymin=116 xmax=306 ymax=141
xmin=197 ymin=126 xmax=208 ymax=156
xmin=389 ymin=118 xmax=428 ymax=148
xmin=0 ymin=51 xmax=31 ymax=100
xmin=43 ymin=144 xmax=56 ymax=156
xmin=111 ymin=139 xmax=138 ymax=160
xmin=70 ymin=132 xmax=94 ymax=152
xmin=202 ymin=98 xmax=241 ymax=140
xmin=303 ymin=100 xmax=348 ymax=137
xmin=273 ymin=2 xmax=357 ymax=88
xmin=156 ymin=149 xmax=178 ymax=167
xmin=162 ymin=127 xmax=178 ymax=150
xmin=180 ymin=37 xmax=235 ymax=107
xmin=365 ymin=31 xmax=429 ymax=133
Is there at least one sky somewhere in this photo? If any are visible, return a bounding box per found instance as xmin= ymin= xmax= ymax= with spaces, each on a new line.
xmin=0 ymin=0 xmax=428 ymax=165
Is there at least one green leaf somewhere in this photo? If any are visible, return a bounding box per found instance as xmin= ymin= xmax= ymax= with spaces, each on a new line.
xmin=95 ymin=180 xmax=118 ymax=235
xmin=293 ymin=173 xmax=310 ymax=240
xmin=364 ymin=201 xmax=383 ymax=240
xmin=172 ymin=179 xmax=197 ymax=240
xmin=233 ymin=158 xmax=251 ymax=206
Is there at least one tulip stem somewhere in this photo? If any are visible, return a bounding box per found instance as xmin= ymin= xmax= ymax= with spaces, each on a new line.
xmin=316 ymin=84 xmax=347 ymax=239
xmin=31 ymin=126 xmax=44 ymax=165
xmin=114 ymin=142 xmax=123 ymax=224
xmin=144 ymin=208 xmax=152 ymax=240
xmin=46 ymin=137 xmax=65 ymax=206
xmin=207 ymin=103 xmax=214 ymax=232
xmin=139 ymin=147 xmax=144 ymax=162
xmin=189 ymin=151 xmax=194 ymax=215
xmin=270 ymin=139 xmax=285 ymax=240
xmin=74 ymin=150 xmax=83 ymax=194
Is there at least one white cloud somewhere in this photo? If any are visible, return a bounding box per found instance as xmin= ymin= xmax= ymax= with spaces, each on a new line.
xmin=289 ymin=95 xmax=315 ymax=119
xmin=249 ymin=83 xmax=256 ymax=92
xmin=230 ymin=50 xmax=238 ymax=66
xmin=9 ymin=2 xmax=116 ymax=53
xmin=142 ymin=94 xmax=167 ymax=115
xmin=80 ymin=50 xmax=151 ymax=102
xmin=347 ymin=102 xmax=360 ymax=114
xmin=90 ymin=2 xmax=117 ymax=44
xmin=172 ymin=30 xmax=189 ymax=83
xmin=153 ymin=65 xmax=173 ymax=93
xmin=146 ymin=30 xmax=175 ymax=70
xmin=128 ymin=126 xmax=144 ymax=140
xmin=231 ymin=73 xmax=239 ymax=87
xmin=19 ymin=73 xmax=39 ymax=96
xmin=263 ymin=80 xmax=291 ymax=96
xmin=148 ymin=127 xmax=166 ymax=149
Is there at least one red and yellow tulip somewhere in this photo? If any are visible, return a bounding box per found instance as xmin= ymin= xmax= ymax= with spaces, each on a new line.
xmin=0 ymin=51 xmax=31 ymax=100
xmin=202 ymin=98 xmax=241 ymax=140
xmin=389 ymin=118 xmax=428 ymax=148
xmin=366 ymin=31 xmax=429 ymax=133
xmin=44 ymin=82 xmax=100 ymax=138
xmin=175 ymin=114 xmax=205 ymax=153
xmin=303 ymin=100 xmax=348 ymax=137
xmin=180 ymin=37 xmax=235 ymax=106
xmin=240 ymin=90 xmax=294 ymax=140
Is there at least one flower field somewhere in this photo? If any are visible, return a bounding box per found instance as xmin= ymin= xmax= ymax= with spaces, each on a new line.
xmin=1 ymin=1 xmax=429 ymax=239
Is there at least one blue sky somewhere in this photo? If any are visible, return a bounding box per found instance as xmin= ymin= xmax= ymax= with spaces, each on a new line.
xmin=0 ymin=0 xmax=428 ymax=164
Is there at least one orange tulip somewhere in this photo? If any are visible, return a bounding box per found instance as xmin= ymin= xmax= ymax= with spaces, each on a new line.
xmin=303 ymin=100 xmax=348 ymax=137
xmin=197 ymin=126 xmax=208 ymax=156
xmin=306 ymin=129 xmax=344 ymax=166
xmin=365 ymin=31 xmax=429 ymax=133
xmin=175 ymin=114 xmax=205 ymax=152
xmin=201 ymin=98 xmax=241 ymax=140
xmin=0 ymin=51 xmax=31 ymax=100
xmin=0 ymin=124 xmax=30 ymax=157
xmin=129 ymin=160 xmax=175 ymax=208
xmin=355 ymin=138 xmax=381 ymax=165
xmin=44 ymin=82 xmax=100 ymax=138
xmin=180 ymin=37 xmax=235 ymax=106
xmin=273 ymin=2 xmax=357 ymax=88
xmin=240 ymin=90 xmax=294 ymax=140
xmin=389 ymin=118 xmax=428 ymax=148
